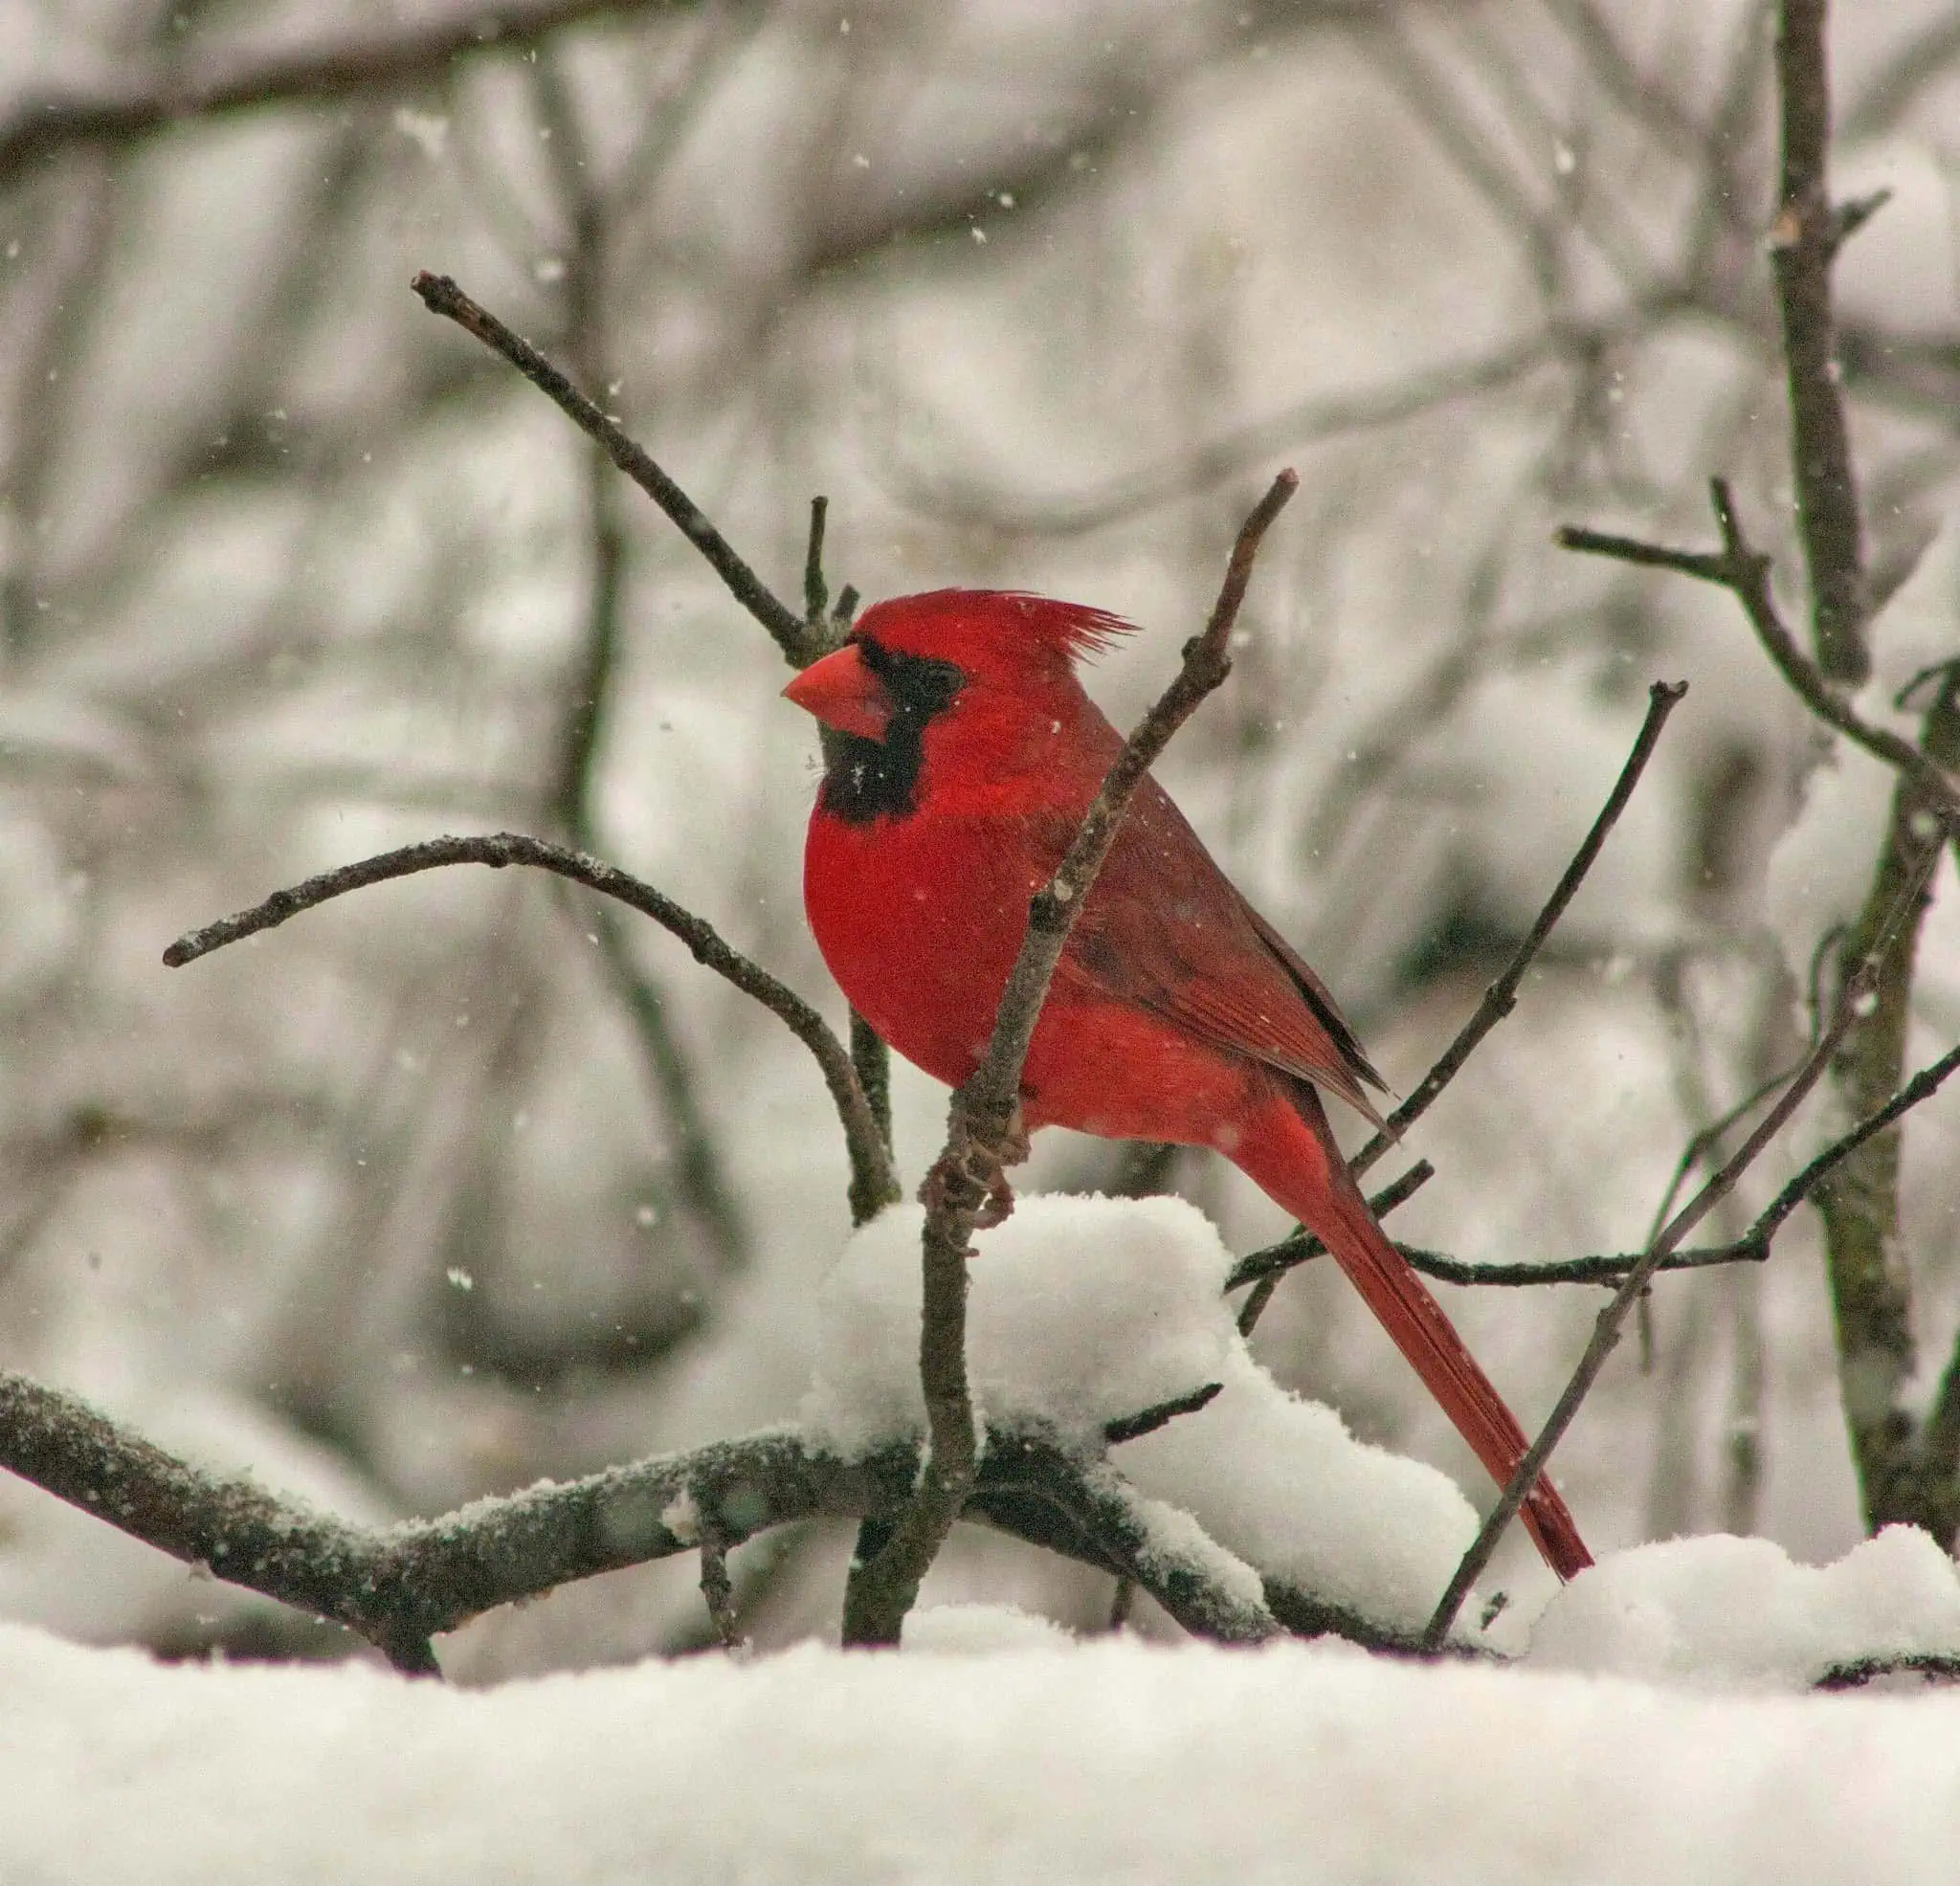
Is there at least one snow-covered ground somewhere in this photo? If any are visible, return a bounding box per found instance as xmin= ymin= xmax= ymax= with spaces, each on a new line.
xmin=11 ymin=1195 xmax=1960 ymax=1881
xmin=7 ymin=1603 xmax=1960 ymax=1886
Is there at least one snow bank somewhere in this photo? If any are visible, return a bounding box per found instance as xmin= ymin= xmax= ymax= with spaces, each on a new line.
xmin=9 ymin=1619 xmax=1960 ymax=1885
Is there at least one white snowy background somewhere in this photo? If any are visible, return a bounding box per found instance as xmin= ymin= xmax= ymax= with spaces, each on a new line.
xmin=1 ymin=0 xmax=1959 ymax=1878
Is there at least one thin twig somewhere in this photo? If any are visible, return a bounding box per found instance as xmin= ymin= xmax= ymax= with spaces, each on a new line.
xmin=1423 ymin=848 xmax=1942 ymax=1649
xmin=840 ymin=471 xmax=1300 ymax=1648
xmin=1233 ymin=1161 xmax=1435 ymax=1334
xmin=1235 ymin=1040 xmax=1960 ymax=1298
xmin=1349 ymin=679 xmax=1688 ymax=1179
xmin=163 ymin=832 xmax=899 ymax=1225
xmin=0 ymin=0 xmax=681 ymax=189
xmin=1816 ymin=1650 xmax=1960 ymax=1691
xmin=1557 ymin=494 xmax=1960 ymax=823
xmin=1102 ymin=1382 xmax=1223 ymax=1447
xmin=803 ymin=494 xmax=831 ymax=629
xmin=411 ymin=273 xmax=815 ymax=666
xmin=698 ymin=1514 xmax=746 ymax=1654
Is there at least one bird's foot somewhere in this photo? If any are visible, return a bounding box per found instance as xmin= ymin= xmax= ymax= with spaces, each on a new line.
xmin=921 ymin=1101 xmax=1030 ymax=1231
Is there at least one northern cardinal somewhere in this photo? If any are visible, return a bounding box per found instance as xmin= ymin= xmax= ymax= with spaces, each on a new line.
xmin=784 ymin=589 xmax=1591 ymax=1580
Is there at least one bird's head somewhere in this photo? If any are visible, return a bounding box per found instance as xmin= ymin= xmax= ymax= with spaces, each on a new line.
xmin=782 ymin=589 xmax=1134 ymax=821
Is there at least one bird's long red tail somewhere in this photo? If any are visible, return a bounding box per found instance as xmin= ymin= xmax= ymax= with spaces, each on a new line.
xmin=1233 ymin=1079 xmax=1592 ymax=1582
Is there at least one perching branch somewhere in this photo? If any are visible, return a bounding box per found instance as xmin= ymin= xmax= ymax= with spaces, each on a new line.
xmin=840 ymin=470 xmax=1301 ymax=1648
xmin=1349 ymin=677 xmax=1689 ymax=1180
xmin=1424 ymin=850 xmax=1944 ymax=1649
xmin=411 ymin=273 xmax=816 ymax=667
xmin=162 ymin=831 xmax=899 ymax=1227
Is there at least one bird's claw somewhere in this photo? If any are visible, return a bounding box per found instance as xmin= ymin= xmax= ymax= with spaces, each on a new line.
xmin=921 ymin=1102 xmax=1030 ymax=1231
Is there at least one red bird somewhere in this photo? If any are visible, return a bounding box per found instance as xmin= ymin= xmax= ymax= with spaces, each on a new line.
xmin=784 ymin=589 xmax=1591 ymax=1581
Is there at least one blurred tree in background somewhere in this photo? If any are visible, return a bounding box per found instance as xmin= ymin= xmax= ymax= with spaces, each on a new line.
xmin=0 ymin=0 xmax=1956 ymax=1674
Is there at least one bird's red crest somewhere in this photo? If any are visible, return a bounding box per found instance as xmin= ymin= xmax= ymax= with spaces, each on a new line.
xmin=851 ymin=589 xmax=1137 ymax=674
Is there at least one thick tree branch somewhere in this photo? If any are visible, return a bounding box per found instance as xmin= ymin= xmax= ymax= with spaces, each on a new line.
xmin=162 ymin=831 xmax=899 ymax=1227
xmin=841 ymin=471 xmax=1300 ymax=1648
xmin=1771 ymin=0 xmax=1867 ymax=681
xmin=0 ymin=1371 xmax=1337 ymax=1664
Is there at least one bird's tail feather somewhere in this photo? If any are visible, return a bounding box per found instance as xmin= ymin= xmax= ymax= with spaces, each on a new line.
xmin=1236 ymin=1081 xmax=1592 ymax=1583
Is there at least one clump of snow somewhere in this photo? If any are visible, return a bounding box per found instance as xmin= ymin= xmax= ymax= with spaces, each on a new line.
xmin=799 ymin=1196 xmax=1238 ymax=1455
xmin=1763 ymin=527 xmax=1957 ymax=992
xmin=902 ymin=1604 xmax=1076 ymax=1653
xmin=1530 ymin=1526 xmax=1960 ymax=1688
xmin=1120 ymin=1348 xmax=1479 ymax=1634
xmin=800 ymin=1194 xmax=1481 ymax=1636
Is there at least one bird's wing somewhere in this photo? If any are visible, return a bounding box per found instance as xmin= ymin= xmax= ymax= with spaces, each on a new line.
xmin=1048 ymin=775 xmax=1392 ymax=1128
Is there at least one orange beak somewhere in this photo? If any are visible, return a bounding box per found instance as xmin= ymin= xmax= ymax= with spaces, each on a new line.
xmin=782 ymin=643 xmax=892 ymax=742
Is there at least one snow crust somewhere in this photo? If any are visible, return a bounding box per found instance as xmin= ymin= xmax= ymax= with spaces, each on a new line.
xmin=1122 ymin=1346 xmax=1476 ymax=1631
xmin=11 ymin=1618 xmax=1960 ymax=1885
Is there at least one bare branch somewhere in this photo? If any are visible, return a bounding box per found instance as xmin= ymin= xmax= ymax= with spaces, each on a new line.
xmin=840 ymin=471 xmax=1300 ymax=1648
xmin=1556 ymin=492 xmax=1960 ymax=824
xmin=698 ymin=1515 xmax=745 ymax=1656
xmin=1233 ymin=1161 xmax=1435 ymax=1333
xmin=411 ymin=274 xmax=814 ymax=665
xmin=1349 ymin=679 xmax=1689 ymax=1179
xmin=1771 ymin=0 xmax=1868 ymax=678
xmin=162 ymin=831 xmax=900 ymax=1228
xmin=1102 ymin=1382 xmax=1223 ymax=1447
xmin=0 ymin=1 xmax=702 ymax=189
xmin=1424 ymin=847 xmax=1942 ymax=1649
xmin=1816 ymin=1651 xmax=1960 ymax=1690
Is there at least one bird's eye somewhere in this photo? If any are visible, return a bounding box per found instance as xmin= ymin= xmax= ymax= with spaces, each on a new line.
xmin=858 ymin=639 xmax=963 ymax=717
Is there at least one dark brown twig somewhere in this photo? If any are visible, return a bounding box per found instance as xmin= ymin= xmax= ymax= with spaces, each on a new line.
xmin=1102 ymin=1382 xmax=1223 ymax=1447
xmin=1236 ymin=1038 xmax=1960 ymax=1298
xmin=1349 ymin=679 xmax=1688 ymax=1179
xmin=1424 ymin=848 xmax=1942 ymax=1649
xmin=1234 ymin=1161 xmax=1435 ymax=1334
xmin=698 ymin=1513 xmax=745 ymax=1655
xmin=840 ymin=471 xmax=1300 ymax=1647
xmin=1558 ymin=491 xmax=1960 ymax=824
xmin=411 ymin=274 xmax=815 ymax=666
xmin=163 ymin=832 xmax=899 ymax=1226
xmin=1816 ymin=1650 xmax=1960 ymax=1691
